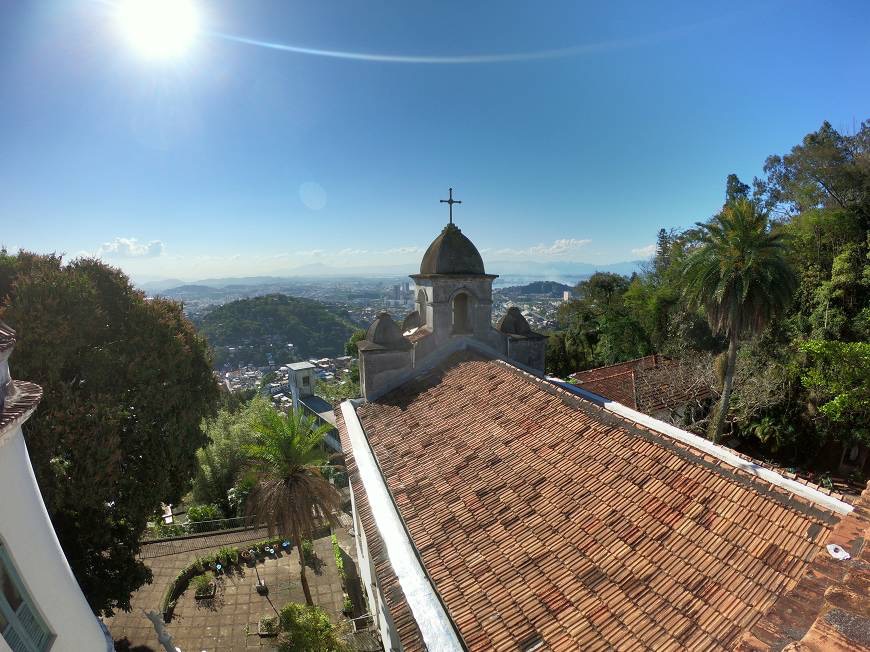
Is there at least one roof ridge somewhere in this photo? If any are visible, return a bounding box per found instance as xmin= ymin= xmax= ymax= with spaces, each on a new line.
xmin=487 ymin=359 xmax=851 ymax=516
xmin=571 ymin=353 xmax=661 ymax=377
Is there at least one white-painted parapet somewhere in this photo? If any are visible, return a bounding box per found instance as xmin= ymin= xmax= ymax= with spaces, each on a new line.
xmin=548 ymin=377 xmax=853 ymax=517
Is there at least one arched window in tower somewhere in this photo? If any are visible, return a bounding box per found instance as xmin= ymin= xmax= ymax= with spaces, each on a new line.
xmin=416 ymin=289 xmax=427 ymax=325
xmin=452 ymin=292 xmax=471 ymax=334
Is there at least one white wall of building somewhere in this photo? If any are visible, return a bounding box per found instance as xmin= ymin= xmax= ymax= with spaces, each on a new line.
xmin=0 ymin=421 xmax=111 ymax=651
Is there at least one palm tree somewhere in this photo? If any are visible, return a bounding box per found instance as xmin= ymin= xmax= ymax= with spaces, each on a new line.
xmin=243 ymin=406 xmax=341 ymax=606
xmin=682 ymin=198 xmax=796 ymax=442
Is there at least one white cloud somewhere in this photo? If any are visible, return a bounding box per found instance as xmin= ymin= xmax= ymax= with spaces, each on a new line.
xmin=294 ymin=249 xmax=326 ymax=257
xmin=97 ymin=237 xmax=164 ymax=258
xmin=336 ymin=248 xmax=369 ymax=256
xmin=380 ymin=246 xmax=423 ymax=255
xmin=493 ymin=238 xmax=591 ymax=258
xmin=631 ymin=244 xmax=656 ymax=258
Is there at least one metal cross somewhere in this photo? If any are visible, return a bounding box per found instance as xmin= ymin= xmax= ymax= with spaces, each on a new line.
xmin=440 ymin=187 xmax=462 ymax=225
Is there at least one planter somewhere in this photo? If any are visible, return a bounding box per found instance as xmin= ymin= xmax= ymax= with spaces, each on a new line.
xmin=258 ymin=616 xmax=278 ymax=638
xmin=194 ymin=582 xmax=216 ymax=601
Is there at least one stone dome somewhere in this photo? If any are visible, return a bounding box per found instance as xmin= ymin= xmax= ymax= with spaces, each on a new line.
xmin=358 ymin=312 xmax=411 ymax=350
xmin=497 ymin=306 xmax=533 ymax=336
xmin=402 ymin=310 xmax=422 ymax=332
xmin=419 ymin=223 xmax=485 ymax=275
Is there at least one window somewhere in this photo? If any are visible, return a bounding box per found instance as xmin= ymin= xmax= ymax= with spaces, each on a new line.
xmin=0 ymin=544 xmax=52 ymax=652
xmin=302 ymin=375 xmax=310 ymax=387
xmin=452 ymin=292 xmax=471 ymax=334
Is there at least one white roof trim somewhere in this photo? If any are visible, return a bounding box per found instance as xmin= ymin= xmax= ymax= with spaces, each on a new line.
xmin=340 ymin=401 xmax=464 ymax=651
xmin=548 ymin=377 xmax=853 ymax=516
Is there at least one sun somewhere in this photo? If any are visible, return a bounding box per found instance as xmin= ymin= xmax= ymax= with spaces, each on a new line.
xmin=118 ymin=0 xmax=200 ymax=60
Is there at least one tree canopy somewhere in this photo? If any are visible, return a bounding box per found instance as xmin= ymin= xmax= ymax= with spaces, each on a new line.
xmin=549 ymin=119 xmax=870 ymax=472
xmin=0 ymin=252 xmax=219 ymax=615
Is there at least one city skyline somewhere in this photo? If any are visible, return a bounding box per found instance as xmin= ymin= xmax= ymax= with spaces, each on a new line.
xmin=2 ymin=1 xmax=870 ymax=281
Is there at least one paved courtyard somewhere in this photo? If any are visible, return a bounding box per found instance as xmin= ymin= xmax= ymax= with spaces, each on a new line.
xmin=108 ymin=530 xmax=350 ymax=651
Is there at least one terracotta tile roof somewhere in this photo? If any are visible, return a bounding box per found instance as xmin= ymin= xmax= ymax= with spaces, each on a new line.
xmin=340 ymin=351 xmax=847 ymax=651
xmin=406 ymin=327 xmax=433 ymax=344
xmin=736 ymin=481 xmax=870 ymax=651
xmin=0 ymin=381 xmax=42 ymax=432
xmin=570 ymin=354 xmax=712 ymax=413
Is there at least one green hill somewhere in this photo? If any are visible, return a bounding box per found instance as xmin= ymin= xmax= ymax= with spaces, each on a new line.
xmin=200 ymin=294 xmax=357 ymax=367
xmin=498 ymin=281 xmax=573 ymax=298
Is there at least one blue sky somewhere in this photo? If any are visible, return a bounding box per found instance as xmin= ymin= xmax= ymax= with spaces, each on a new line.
xmin=1 ymin=0 xmax=869 ymax=281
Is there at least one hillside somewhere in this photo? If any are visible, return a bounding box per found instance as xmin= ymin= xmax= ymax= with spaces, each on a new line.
xmin=199 ymin=294 xmax=357 ymax=366
xmin=497 ymin=281 xmax=573 ymax=298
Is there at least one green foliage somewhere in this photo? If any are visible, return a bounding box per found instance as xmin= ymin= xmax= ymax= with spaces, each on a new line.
xmin=191 ymin=572 xmax=214 ymax=597
xmin=681 ymin=198 xmax=796 ymax=441
xmin=681 ymin=198 xmax=796 ymax=338
xmin=277 ymin=603 xmax=349 ymax=652
xmin=200 ymin=294 xmax=357 ymax=365
xmin=0 ymin=252 xmax=219 ymax=616
xmin=316 ymin=378 xmax=360 ymax=405
xmin=345 ymin=329 xmax=367 ymax=356
xmin=186 ymin=503 xmax=223 ymax=524
xmin=800 ymin=340 xmax=870 ymax=444
xmin=331 ymin=534 xmax=345 ymax=581
xmin=243 ymin=406 xmax=342 ymax=604
xmin=192 ymin=394 xmax=271 ymax=514
xmin=549 ymin=120 xmax=869 ymax=469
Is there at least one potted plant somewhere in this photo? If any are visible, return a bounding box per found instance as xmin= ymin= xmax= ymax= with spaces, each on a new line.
xmin=258 ymin=615 xmax=278 ymax=637
xmin=192 ymin=572 xmax=216 ymax=600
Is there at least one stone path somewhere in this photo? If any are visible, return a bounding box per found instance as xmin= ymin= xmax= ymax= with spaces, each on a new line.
xmin=108 ymin=532 xmax=347 ymax=651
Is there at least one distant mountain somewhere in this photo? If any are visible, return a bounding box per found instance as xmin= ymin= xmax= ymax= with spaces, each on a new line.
xmin=497 ymin=281 xmax=573 ymax=298
xmin=200 ymin=294 xmax=357 ymax=361
xmin=136 ymin=259 xmax=643 ymax=291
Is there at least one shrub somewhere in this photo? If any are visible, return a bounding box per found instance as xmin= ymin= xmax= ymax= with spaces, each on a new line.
xmin=278 ymin=603 xmax=349 ymax=652
xmin=192 ymin=572 xmax=214 ymax=597
xmin=186 ymin=504 xmax=224 ymax=532
xmin=331 ymin=534 xmax=345 ymax=581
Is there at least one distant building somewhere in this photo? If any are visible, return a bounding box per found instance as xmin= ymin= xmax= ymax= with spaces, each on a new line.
xmin=0 ymin=323 xmax=113 ymax=651
xmin=286 ymin=361 xmax=316 ymax=397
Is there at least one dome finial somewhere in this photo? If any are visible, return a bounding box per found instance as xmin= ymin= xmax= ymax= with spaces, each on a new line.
xmin=439 ymin=187 xmax=462 ymax=225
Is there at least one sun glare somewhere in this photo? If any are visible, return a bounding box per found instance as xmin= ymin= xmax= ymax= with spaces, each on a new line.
xmin=118 ymin=0 xmax=200 ymax=60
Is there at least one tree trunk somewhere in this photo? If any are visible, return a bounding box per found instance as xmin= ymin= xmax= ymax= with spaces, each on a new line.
xmin=712 ymin=328 xmax=739 ymax=443
xmin=295 ymin=533 xmax=314 ymax=606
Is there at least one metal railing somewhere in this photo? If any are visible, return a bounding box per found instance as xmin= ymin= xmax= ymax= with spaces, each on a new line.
xmin=142 ymin=514 xmax=261 ymax=542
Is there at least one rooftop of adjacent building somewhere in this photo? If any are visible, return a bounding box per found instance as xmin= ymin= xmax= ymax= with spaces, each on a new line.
xmin=0 ymin=322 xmax=42 ymax=436
xmin=570 ymin=353 xmax=712 ymax=413
xmin=338 ymin=347 xmax=865 ymax=651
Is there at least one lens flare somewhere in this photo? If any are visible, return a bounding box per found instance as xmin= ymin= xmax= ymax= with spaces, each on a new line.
xmin=118 ymin=0 xmax=200 ymax=60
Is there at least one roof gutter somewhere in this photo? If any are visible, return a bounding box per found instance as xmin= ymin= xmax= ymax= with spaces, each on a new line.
xmin=340 ymin=400 xmax=465 ymax=651
xmin=549 ymin=378 xmax=853 ymax=517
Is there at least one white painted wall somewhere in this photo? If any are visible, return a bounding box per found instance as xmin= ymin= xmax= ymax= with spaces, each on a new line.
xmin=348 ymin=480 xmax=402 ymax=652
xmin=0 ymin=423 xmax=111 ymax=651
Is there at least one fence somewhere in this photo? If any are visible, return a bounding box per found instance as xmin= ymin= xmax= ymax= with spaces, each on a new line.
xmin=142 ymin=514 xmax=261 ymax=542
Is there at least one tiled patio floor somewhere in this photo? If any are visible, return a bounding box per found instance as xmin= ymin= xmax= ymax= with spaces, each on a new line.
xmin=108 ymin=531 xmax=347 ymax=651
